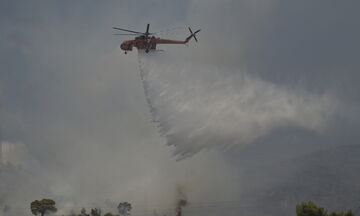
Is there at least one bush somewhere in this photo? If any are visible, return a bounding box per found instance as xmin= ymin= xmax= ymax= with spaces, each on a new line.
xmin=296 ymin=201 xmax=355 ymax=216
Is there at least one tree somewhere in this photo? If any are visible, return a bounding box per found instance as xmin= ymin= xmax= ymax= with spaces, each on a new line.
xmin=344 ymin=211 xmax=355 ymax=216
xmin=296 ymin=201 xmax=355 ymax=216
xmin=296 ymin=201 xmax=327 ymax=216
xmin=117 ymin=202 xmax=132 ymax=216
xmin=30 ymin=199 xmax=57 ymax=216
xmin=328 ymin=211 xmax=355 ymax=216
xmin=80 ymin=208 xmax=90 ymax=216
xmin=91 ymin=208 xmax=102 ymax=216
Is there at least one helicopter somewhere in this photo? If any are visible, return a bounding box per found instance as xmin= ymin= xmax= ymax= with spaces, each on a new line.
xmin=113 ymin=24 xmax=200 ymax=54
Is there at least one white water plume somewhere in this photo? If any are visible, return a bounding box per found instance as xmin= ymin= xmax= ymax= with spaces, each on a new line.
xmin=138 ymin=51 xmax=338 ymax=159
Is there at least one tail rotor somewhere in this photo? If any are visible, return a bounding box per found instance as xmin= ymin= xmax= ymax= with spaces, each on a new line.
xmin=186 ymin=27 xmax=201 ymax=43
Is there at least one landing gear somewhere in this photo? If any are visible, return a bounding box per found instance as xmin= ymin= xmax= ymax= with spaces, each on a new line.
xmin=124 ymin=51 xmax=127 ymax=54
xmin=145 ymin=49 xmax=149 ymax=53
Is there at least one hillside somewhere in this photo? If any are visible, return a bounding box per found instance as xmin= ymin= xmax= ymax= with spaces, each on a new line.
xmin=240 ymin=145 xmax=360 ymax=216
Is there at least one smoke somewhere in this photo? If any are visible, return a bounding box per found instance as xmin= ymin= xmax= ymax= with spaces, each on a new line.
xmin=138 ymin=51 xmax=338 ymax=159
xmin=0 ymin=141 xmax=35 ymax=167
xmin=0 ymin=142 xmax=50 ymax=216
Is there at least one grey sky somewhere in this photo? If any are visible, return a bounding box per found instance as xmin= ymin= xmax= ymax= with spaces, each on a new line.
xmin=0 ymin=0 xmax=359 ymax=215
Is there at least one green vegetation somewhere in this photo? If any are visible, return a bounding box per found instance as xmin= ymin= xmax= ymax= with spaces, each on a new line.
xmin=117 ymin=202 xmax=132 ymax=216
xmin=90 ymin=208 xmax=102 ymax=216
xmin=30 ymin=199 xmax=57 ymax=216
xmin=80 ymin=208 xmax=89 ymax=216
xmin=29 ymin=200 xmax=133 ymax=216
xmin=27 ymin=199 xmax=356 ymax=216
xmin=296 ymin=201 xmax=355 ymax=216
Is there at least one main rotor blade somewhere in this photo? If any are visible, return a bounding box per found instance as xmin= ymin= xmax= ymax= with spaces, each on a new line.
xmin=146 ymin=24 xmax=150 ymax=35
xmin=112 ymin=33 xmax=141 ymax=35
xmin=112 ymin=27 xmax=143 ymax=34
xmin=194 ymin=29 xmax=201 ymax=34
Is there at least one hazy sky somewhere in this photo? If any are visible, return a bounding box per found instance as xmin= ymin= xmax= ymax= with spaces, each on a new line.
xmin=1 ymin=0 xmax=360 ymax=215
